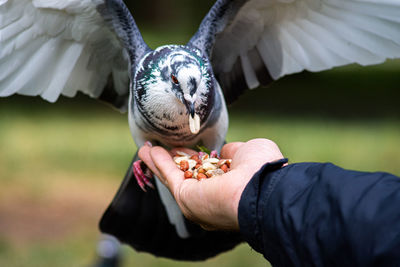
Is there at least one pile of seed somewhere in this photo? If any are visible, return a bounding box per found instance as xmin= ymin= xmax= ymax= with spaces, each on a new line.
xmin=173 ymin=151 xmax=231 ymax=180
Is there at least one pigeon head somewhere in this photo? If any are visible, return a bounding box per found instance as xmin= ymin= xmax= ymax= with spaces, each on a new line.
xmin=168 ymin=48 xmax=206 ymax=134
xmin=134 ymin=45 xmax=215 ymax=136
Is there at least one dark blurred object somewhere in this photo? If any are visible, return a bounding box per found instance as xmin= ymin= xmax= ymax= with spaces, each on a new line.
xmin=90 ymin=256 xmax=120 ymax=267
xmin=99 ymin=153 xmax=243 ymax=261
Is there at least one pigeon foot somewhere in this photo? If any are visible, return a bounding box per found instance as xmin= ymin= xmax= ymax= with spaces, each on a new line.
xmin=133 ymin=160 xmax=154 ymax=191
xmin=210 ymin=150 xmax=219 ymax=158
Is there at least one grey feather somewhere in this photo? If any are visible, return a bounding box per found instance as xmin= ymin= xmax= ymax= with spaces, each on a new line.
xmin=188 ymin=0 xmax=247 ymax=58
xmin=96 ymin=0 xmax=151 ymax=72
xmin=188 ymin=0 xmax=270 ymax=104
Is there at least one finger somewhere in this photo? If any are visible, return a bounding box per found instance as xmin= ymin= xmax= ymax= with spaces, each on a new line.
xmin=150 ymin=146 xmax=184 ymax=193
xmin=220 ymin=142 xmax=244 ymax=159
xmin=138 ymin=145 xmax=161 ymax=178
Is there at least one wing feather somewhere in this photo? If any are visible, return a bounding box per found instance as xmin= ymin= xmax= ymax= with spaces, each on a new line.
xmin=0 ymin=0 xmax=149 ymax=110
xmin=240 ymin=53 xmax=260 ymax=89
xmin=1 ymin=37 xmax=58 ymax=97
xmin=257 ymin=27 xmax=284 ymax=79
xmin=248 ymin=47 xmax=273 ymax=86
xmin=194 ymin=0 xmax=400 ymax=104
xmin=42 ymin=42 xmax=84 ymax=102
xmin=323 ymin=0 xmax=400 ymax=23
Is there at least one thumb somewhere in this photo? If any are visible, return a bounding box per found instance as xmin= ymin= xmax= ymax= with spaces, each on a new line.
xmin=220 ymin=142 xmax=244 ymax=159
xmin=150 ymin=146 xmax=184 ymax=194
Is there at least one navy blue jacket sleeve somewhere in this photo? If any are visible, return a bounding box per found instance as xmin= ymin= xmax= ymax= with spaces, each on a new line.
xmin=238 ymin=161 xmax=400 ymax=267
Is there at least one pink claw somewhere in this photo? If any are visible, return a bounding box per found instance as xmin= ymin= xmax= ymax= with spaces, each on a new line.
xmin=210 ymin=150 xmax=219 ymax=158
xmin=133 ymin=160 xmax=154 ymax=192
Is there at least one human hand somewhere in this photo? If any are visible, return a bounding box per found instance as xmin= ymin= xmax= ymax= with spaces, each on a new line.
xmin=138 ymin=138 xmax=285 ymax=231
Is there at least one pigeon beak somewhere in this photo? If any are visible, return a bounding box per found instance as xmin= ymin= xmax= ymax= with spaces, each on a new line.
xmin=189 ymin=113 xmax=200 ymax=134
xmin=182 ymin=94 xmax=200 ymax=134
xmin=189 ymin=102 xmax=195 ymax=118
xmin=185 ymin=101 xmax=200 ymax=134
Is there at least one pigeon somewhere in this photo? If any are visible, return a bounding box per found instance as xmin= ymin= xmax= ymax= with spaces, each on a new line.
xmin=1 ymin=0 xmax=400 ymax=260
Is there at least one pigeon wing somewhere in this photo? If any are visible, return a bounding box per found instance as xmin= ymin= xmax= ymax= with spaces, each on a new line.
xmin=189 ymin=0 xmax=400 ymax=104
xmin=0 ymin=0 xmax=149 ymax=111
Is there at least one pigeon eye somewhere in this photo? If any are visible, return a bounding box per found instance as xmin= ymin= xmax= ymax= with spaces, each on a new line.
xmin=171 ymin=74 xmax=179 ymax=84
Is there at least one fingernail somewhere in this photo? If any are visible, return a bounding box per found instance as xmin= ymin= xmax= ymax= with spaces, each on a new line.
xmin=145 ymin=141 xmax=153 ymax=147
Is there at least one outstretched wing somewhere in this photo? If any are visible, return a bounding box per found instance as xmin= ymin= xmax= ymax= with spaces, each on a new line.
xmin=0 ymin=0 xmax=150 ymax=110
xmin=189 ymin=0 xmax=400 ymax=104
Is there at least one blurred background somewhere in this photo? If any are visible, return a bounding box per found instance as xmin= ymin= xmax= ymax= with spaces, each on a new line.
xmin=0 ymin=0 xmax=399 ymax=266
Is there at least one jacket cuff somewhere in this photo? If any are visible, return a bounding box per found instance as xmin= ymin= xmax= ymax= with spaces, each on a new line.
xmin=238 ymin=158 xmax=288 ymax=253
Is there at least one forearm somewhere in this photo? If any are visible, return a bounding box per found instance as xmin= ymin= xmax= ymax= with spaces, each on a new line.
xmin=238 ymin=162 xmax=400 ymax=266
